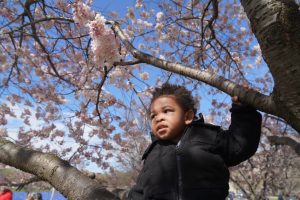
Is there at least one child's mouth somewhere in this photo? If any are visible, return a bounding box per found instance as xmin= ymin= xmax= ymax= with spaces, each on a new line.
xmin=157 ymin=125 xmax=168 ymax=133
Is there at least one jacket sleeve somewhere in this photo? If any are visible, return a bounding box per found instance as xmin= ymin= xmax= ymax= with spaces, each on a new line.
xmin=215 ymin=103 xmax=262 ymax=167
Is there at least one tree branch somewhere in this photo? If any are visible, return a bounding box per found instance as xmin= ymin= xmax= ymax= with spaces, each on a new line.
xmin=110 ymin=21 xmax=277 ymax=115
xmin=0 ymin=176 xmax=41 ymax=191
xmin=267 ymin=135 xmax=300 ymax=156
xmin=21 ymin=3 xmax=73 ymax=85
xmin=0 ymin=138 xmax=119 ymax=200
xmin=114 ymin=60 xmax=142 ymax=66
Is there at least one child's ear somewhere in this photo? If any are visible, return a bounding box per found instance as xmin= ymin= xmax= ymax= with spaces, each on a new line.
xmin=185 ymin=109 xmax=194 ymax=125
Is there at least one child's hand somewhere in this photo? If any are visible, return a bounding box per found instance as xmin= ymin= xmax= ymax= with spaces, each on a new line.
xmin=232 ymin=96 xmax=242 ymax=105
xmin=232 ymin=85 xmax=253 ymax=105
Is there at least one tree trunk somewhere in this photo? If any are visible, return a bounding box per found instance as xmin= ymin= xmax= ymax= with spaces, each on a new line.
xmin=240 ymin=0 xmax=300 ymax=132
xmin=0 ymin=139 xmax=119 ymax=200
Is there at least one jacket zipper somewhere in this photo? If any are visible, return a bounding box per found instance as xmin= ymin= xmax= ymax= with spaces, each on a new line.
xmin=176 ymin=154 xmax=183 ymax=200
xmin=176 ymin=141 xmax=183 ymax=200
xmin=176 ymin=127 xmax=189 ymax=200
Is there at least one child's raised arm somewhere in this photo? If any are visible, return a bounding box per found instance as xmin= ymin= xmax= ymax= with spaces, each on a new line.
xmin=216 ymin=96 xmax=262 ymax=166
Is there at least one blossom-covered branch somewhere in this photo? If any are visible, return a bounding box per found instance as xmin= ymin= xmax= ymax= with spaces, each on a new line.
xmin=109 ymin=21 xmax=276 ymax=115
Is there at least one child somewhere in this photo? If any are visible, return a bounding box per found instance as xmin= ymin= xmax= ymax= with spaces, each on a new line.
xmin=127 ymin=83 xmax=262 ymax=200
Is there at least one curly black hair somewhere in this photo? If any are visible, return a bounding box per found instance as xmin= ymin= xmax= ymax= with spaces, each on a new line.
xmin=149 ymin=83 xmax=197 ymax=114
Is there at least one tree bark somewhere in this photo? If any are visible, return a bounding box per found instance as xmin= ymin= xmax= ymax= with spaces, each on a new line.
xmin=0 ymin=139 xmax=119 ymax=200
xmin=240 ymin=0 xmax=300 ymax=132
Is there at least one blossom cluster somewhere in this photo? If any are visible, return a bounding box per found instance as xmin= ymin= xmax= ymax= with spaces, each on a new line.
xmin=72 ymin=1 xmax=121 ymax=67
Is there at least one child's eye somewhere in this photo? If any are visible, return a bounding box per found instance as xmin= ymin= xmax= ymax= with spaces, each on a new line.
xmin=164 ymin=109 xmax=172 ymax=113
xmin=150 ymin=114 xmax=156 ymax=119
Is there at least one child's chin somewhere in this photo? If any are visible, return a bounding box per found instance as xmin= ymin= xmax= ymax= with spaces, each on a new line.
xmin=155 ymin=133 xmax=165 ymax=139
xmin=157 ymin=134 xmax=171 ymax=141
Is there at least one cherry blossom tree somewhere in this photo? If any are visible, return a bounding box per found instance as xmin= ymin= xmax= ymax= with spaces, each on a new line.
xmin=230 ymin=145 xmax=300 ymax=199
xmin=0 ymin=0 xmax=299 ymax=199
xmin=230 ymin=118 xmax=300 ymax=199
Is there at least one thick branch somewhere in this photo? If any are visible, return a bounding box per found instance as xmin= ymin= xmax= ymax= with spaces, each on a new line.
xmin=110 ymin=21 xmax=276 ymax=115
xmin=0 ymin=138 xmax=119 ymax=200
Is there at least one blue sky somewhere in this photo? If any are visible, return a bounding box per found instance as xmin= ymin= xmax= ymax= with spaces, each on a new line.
xmin=93 ymin=0 xmax=136 ymax=14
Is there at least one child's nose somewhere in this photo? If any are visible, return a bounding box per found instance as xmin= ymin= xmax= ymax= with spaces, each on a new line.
xmin=155 ymin=114 xmax=164 ymax=122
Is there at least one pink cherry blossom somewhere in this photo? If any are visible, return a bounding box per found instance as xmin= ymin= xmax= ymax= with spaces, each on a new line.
xmin=72 ymin=1 xmax=95 ymax=25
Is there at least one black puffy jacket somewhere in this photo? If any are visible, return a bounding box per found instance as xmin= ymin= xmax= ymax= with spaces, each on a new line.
xmin=128 ymin=104 xmax=262 ymax=200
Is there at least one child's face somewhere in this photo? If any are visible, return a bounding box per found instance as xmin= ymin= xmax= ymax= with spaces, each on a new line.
xmin=150 ymin=95 xmax=193 ymax=143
